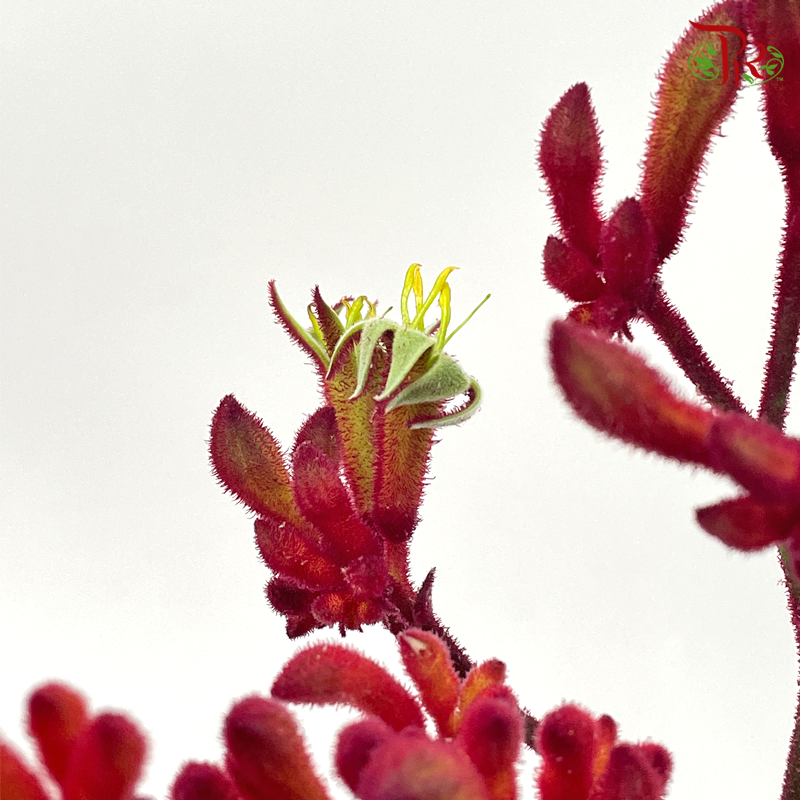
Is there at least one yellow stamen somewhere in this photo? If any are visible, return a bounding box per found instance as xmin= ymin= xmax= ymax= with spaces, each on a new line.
xmin=411 ymin=266 xmax=458 ymax=329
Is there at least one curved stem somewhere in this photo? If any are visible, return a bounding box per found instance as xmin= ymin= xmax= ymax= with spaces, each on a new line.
xmin=781 ymin=544 xmax=800 ymax=800
xmin=641 ymin=288 xmax=748 ymax=414
xmin=760 ymin=163 xmax=800 ymax=428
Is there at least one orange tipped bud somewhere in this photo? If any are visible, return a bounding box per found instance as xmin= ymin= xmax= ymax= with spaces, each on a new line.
xmin=398 ymin=629 xmax=461 ymax=737
xmin=594 ymin=743 xmax=671 ymax=800
xmin=224 ymin=696 xmax=330 ymax=800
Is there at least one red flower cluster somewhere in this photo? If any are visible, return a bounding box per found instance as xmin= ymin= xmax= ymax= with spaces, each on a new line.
xmin=0 ymin=683 xmax=148 ymax=800
xmin=210 ymin=272 xmax=481 ymax=641
xmin=168 ymin=628 xmax=669 ymax=800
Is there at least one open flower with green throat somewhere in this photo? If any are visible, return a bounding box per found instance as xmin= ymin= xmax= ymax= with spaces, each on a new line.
xmin=272 ymin=263 xmax=488 ymax=429
xmin=209 ymin=265 xmax=488 ymax=641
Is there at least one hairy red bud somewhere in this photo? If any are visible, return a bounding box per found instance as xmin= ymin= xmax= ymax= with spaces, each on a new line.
xmin=695 ymin=494 xmax=796 ymax=550
xmin=335 ymin=718 xmax=395 ymax=793
xmin=27 ymin=682 xmax=90 ymax=787
xmin=271 ymin=643 xmax=426 ymax=731
xmin=62 ymin=713 xmax=147 ymax=800
xmin=0 ymin=742 xmax=50 ymax=800
xmin=170 ymin=762 xmax=240 ymax=800
xmin=539 ymin=83 xmax=604 ymax=258
xmin=543 ymin=236 xmax=605 ymax=302
xmin=224 ymin=696 xmax=330 ymax=800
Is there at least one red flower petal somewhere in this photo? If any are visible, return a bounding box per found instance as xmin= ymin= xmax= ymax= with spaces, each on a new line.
xmin=170 ymin=762 xmax=240 ymax=800
xmin=0 ymin=741 xmax=51 ymax=800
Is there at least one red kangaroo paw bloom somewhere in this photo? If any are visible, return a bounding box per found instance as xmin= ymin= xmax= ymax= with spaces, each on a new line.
xmin=211 ymin=267 xmax=485 ymax=638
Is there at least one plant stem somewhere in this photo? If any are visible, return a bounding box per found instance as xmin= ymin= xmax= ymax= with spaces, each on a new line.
xmin=642 ymin=288 xmax=748 ymax=414
xmin=760 ymin=164 xmax=800 ymax=428
xmin=781 ymin=544 xmax=800 ymax=800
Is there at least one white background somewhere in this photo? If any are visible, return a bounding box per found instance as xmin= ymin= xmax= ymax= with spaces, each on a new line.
xmin=1 ymin=2 xmax=795 ymax=798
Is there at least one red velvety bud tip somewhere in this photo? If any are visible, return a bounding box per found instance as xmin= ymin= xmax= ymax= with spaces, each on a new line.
xmin=224 ymin=696 xmax=330 ymax=800
xmin=538 ymin=83 xmax=604 ymax=258
xmin=599 ymin=199 xmax=658 ymax=302
xmin=695 ymin=494 xmax=796 ymax=550
xmin=27 ymin=682 xmax=90 ymax=787
xmin=398 ymin=630 xmax=461 ymax=738
xmin=640 ymin=0 xmax=745 ymax=262
xmin=543 ymin=237 xmax=605 ymax=303
xmin=356 ymin=733 xmax=491 ymax=800
xmin=594 ymin=743 xmax=671 ymax=800
xmin=536 ymin=705 xmax=597 ymax=800
xmin=171 ymin=762 xmax=240 ymax=800
xmin=709 ymin=414 xmax=800 ymax=503
xmin=456 ymin=694 xmax=522 ymax=800
xmin=0 ymin=741 xmax=51 ymax=800
xmin=271 ymin=643 xmax=426 ymax=731
xmin=549 ymin=320 xmax=715 ymax=466
xmin=335 ymin=718 xmax=394 ymax=793
xmin=210 ymin=395 xmax=303 ymax=525
xmin=62 ymin=713 xmax=147 ymax=800
xmin=748 ymin=0 xmax=800 ymax=166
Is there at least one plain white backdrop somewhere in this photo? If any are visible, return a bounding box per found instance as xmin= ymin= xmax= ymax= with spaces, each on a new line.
xmin=1 ymin=2 xmax=795 ymax=798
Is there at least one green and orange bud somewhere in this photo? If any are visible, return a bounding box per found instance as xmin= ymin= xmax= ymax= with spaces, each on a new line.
xmin=398 ymin=629 xmax=461 ymax=738
xmin=224 ymin=696 xmax=331 ymax=800
xmin=538 ymin=83 xmax=604 ymax=260
xmin=640 ymin=0 xmax=746 ymax=262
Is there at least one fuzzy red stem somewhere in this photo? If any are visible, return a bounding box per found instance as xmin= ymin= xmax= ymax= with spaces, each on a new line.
xmin=760 ymin=164 xmax=800 ymax=428
xmin=641 ymin=287 xmax=748 ymax=414
xmin=781 ymin=542 xmax=800 ymax=800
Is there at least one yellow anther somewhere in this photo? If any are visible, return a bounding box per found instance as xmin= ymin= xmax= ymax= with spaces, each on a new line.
xmin=411 ymin=266 xmax=458 ymax=329
xmin=436 ymin=283 xmax=452 ymax=352
xmin=401 ymin=264 xmax=421 ymax=326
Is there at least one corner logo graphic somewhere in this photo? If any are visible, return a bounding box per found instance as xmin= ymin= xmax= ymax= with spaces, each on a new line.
xmin=688 ymin=21 xmax=784 ymax=87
